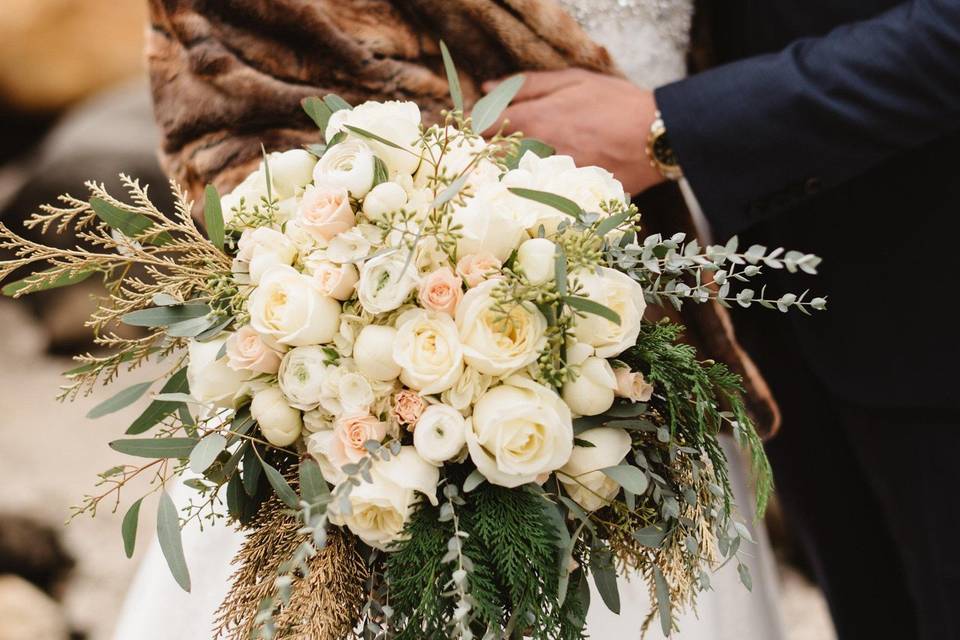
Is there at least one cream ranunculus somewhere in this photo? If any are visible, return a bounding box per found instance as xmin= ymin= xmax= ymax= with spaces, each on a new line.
xmin=187 ymin=337 xmax=251 ymax=407
xmin=328 ymin=446 xmax=439 ymax=549
xmin=296 ymin=184 xmax=356 ymax=243
xmin=226 ymin=325 xmax=284 ymax=375
xmin=456 ymin=279 xmax=547 ymax=376
xmin=326 ymin=100 xmax=423 ymax=177
xmin=393 ymin=309 xmax=464 ymax=395
xmin=313 ymin=138 xmax=376 ymax=198
xmin=516 ymin=237 xmax=556 ymax=285
xmin=248 ymin=265 xmax=341 ymax=346
xmin=413 ymin=404 xmax=467 ymax=465
xmin=561 ymin=356 xmax=618 ymax=417
xmin=357 ymin=251 xmax=419 ymax=315
xmin=305 ymin=258 xmax=358 ymax=301
xmin=235 ymin=227 xmax=297 ymax=285
xmin=362 ymin=181 xmax=408 ymax=222
xmin=466 ymin=376 xmax=573 ymax=488
xmin=277 ymin=346 xmax=330 ymax=410
xmin=250 ymin=386 xmax=303 ymax=447
xmin=558 ymin=427 xmax=632 ymax=511
xmin=353 ymin=325 xmax=402 ymax=381
xmin=572 ymin=267 xmax=646 ymax=358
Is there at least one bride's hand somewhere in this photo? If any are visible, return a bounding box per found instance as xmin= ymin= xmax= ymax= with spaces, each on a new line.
xmin=483 ymin=68 xmax=665 ymax=195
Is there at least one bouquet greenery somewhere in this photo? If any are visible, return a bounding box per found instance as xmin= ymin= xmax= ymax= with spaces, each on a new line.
xmin=0 ymin=46 xmax=823 ymax=639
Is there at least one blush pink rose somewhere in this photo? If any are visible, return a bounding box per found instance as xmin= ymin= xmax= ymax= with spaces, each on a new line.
xmin=327 ymin=413 xmax=389 ymax=469
xmin=297 ymin=184 xmax=356 ymax=242
xmin=225 ymin=326 xmax=283 ymax=374
xmin=613 ymin=367 xmax=654 ymax=403
xmin=417 ymin=267 xmax=463 ymax=315
xmin=312 ymin=261 xmax=358 ymax=301
xmin=392 ymin=389 xmax=427 ymax=429
xmin=456 ymin=252 xmax=502 ymax=287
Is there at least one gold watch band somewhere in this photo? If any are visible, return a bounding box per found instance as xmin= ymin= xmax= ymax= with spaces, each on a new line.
xmin=646 ymin=110 xmax=683 ymax=181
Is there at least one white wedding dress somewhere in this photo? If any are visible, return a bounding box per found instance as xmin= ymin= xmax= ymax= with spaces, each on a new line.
xmin=113 ymin=2 xmax=786 ymax=638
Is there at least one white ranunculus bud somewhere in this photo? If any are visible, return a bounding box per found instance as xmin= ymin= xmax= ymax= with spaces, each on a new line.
xmin=265 ymin=149 xmax=317 ymax=199
xmin=414 ymin=404 xmax=467 ymax=465
xmin=558 ymin=427 xmax=632 ymax=511
xmin=362 ymin=181 xmax=408 ymax=221
xmin=328 ymin=446 xmax=439 ymax=549
xmin=353 ymin=325 xmax=402 ymax=381
xmin=516 ymin=237 xmax=556 ymax=285
xmin=562 ymin=357 xmax=617 ymax=417
xmin=357 ymin=251 xmax=419 ymax=315
xmin=277 ymin=346 xmax=330 ymax=410
xmin=466 ymin=376 xmax=573 ymax=487
xmin=572 ymin=267 xmax=646 ymax=358
xmin=248 ymin=265 xmax=341 ymax=346
xmin=187 ymin=337 xmax=251 ymax=408
xmin=250 ymin=386 xmax=303 ymax=447
xmin=456 ymin=279 xmax=547 ymax=376
xmin=313 ymin=139 xmax=376 ymax=198
xmin=393 ymin=309 xmax=464 ymax=394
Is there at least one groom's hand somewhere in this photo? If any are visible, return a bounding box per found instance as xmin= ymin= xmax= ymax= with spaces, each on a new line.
xmin=483 ymin=69 xmax=665 ymax=195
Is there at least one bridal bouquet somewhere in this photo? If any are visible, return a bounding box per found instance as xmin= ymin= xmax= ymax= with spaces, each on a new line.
xmin=0 ymin=46 xmax=823 ymax=639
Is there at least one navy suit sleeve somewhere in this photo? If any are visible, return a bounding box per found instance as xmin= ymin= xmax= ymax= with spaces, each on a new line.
xmin=654 ymin=0 xmax=960 ymax=239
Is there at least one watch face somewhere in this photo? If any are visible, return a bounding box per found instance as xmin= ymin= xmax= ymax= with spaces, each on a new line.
xmin=653 ymin=133 xmax=678 ymax=167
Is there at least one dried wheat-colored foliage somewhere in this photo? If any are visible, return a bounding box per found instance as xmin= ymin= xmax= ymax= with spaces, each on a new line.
xmin=214 ymin=497 xmax=367 ymax=640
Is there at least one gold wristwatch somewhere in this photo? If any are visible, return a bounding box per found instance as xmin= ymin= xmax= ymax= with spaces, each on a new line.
xmin=646 ymin=110 xmax=683 ymax=181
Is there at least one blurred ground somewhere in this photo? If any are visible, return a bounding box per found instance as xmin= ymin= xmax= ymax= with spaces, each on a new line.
xmin=0 ymin=297 xmax=836 ymax=639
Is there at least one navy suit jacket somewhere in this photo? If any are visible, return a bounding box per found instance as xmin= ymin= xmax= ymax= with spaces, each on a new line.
xmin=655 ymin=0 xmax=960 ymax=409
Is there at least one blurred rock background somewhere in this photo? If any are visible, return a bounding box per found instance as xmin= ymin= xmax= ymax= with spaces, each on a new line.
xmin=0 ymin=2 xmax=835 ymax=638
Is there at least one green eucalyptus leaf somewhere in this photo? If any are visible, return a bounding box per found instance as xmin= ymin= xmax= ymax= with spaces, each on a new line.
xmin=463 ymin=469 xmax=486 ymax=493
xmin=590 ymin=549 xmax=621 ymax=614
xmin=121 ymin=303 xmax=211 ymax=328
xmin=299 ymin=458 xmax=329 ymax=507
xmin=601 ymin=465 xmax=649 ymax=495
xmin=126 ymin=368 xmax=188 ymax=435
xmin=121 ymin=498 xmax=143 ymax=559
xmin=203 ymin=184 xmax=225 ymax=251
xmin=595 ymin=210 xmax=632 ymax=238
xmin=633 ymin=524 xmax=668 ymax=548
xmin=343 ymin=125 xmax=407 ymax=152
xmin=242 ymin=446 xmax=262 ymax=497
xmin=302 ymin=96 xmax=334 ymax=134
xmin=653 ymin=566 xmax=672 ymax=636
xmin=87 ymin=380 xmax=153 ymax=419
xmin=432 ymin=173 xmax=470 ymax=208
xmin=109 ymin=437 xmax=199 ymax=459
xmin=505 ymin=138 xmax=555 ymax=170
xmin=157 ymin=491 xmax=191 ymax=592
xmin=90 ymin=197 xmax=172 ymax=246
xmin=438 ymin=41 xmax=464 ymax=112
xmin=323 ymin=94 xmax=352 ymax=113
xmin=554 ymin=244 xmax=568 ymax=297
xmin=471 ymin=74 xmax=525 ymax=133
xmin=2 ymin=268 xmax=94 ymax=297
xmin=564 ymin=295 xmax=621 ymax=325
xmin=507 ymin=187 xmax=583 ymax=220
xmin=261 ymin=458 xmax=299 ymax=508
xmin=189 ymin=434 xmax=227 ymax=473
xmin=372 ymin=156 xmax=390 ymax=187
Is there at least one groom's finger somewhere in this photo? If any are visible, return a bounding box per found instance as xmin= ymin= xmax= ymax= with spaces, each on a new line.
xmin=482 ymin=69 xmax=585 ymax=103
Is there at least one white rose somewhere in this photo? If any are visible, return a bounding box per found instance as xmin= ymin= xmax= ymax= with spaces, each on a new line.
xmin=313 ymin=138 xmax=376 ymax=198
xmin=187 ymin=337 xmax=251 ymax=407
xmin=441 ymin=366 xmax=493 ymax=413
xmin=306 ymin=429 xmax=345 ymax=484
xmin=326 ymin=101 xmax=423 ymax=177
xmin=357 ymin=251 xmax=419 ymax=315
xmin=466 ymin=376 xmax=573 ymax=488
xmin=266 ymin=149 xmax=317 ymax=199
xmin=328 ymin=446 xmax=439 ymax=549
xmin=414 ymin=404 xmax=467 ymax=465
xmin=562 ymin=357 xmax=617 ymax=417
xmin=415 ymin=127 xmax=501 ymax=191
xmin=558 ymin=427 xmax=632 ymax=511
xmin=250 ymin=386 xmax=303 ymax=447
xmin=393 ymin=309 xmax=464 ymax=394
xmin=235 ymin=227 xmax=297 ymax=285
xmin=249 ymin=265 xmax=341 ymax=346
xmin=572 ymin=267 xmax=646 ymax=358
xmin=305 ymin=259 xmax=358 ymax=301
xmin=362 ymin=181 xmax=408 ymax=221
xmin=452 ymin=183 xmax=534 ymax=262
xmin=353 ymin=325 xmax=402 ymax=381
xmin=277 ymin=346 xmax=330 ymax=410
xmin=456 ymin=279 xmax=547 ymax=376
xmin=516 ymin=237 xmax=556 ymax=285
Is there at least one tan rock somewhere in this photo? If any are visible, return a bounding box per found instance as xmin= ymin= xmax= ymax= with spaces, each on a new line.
xmin=0 ymin=574 xmax=69 ymax=640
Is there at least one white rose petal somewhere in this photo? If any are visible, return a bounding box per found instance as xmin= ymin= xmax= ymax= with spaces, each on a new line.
xmin=558 ymin=427 xmax=631 ymax=511
xmin=249 ymin=265 xmax=342 ymax=346
xmin=235 ymin=227 xmax=297 ymax=285
xmin=572 ymin=267 xmax=646 ymax=358
xmin=456 ymin=279 xmax=547 ymax=376
xmin=413 ymin=404 xmax=467 ymax=465
xmin=250 ymin=386 xmax=303 ymax=447
xmin=187 ymin=337 xmax=251 ymax=408
xmin=326 ymin=100 xmax=423 ymax=177
xmin=265 ymin=149 xmax=317 ymax=199
xmin=393 ymin=309 xmax=464 ymax=395
xmin=562 ymin=356 xmax=617 ymax=417
xmin=466 ymin=376 xmax=573 ymax=488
